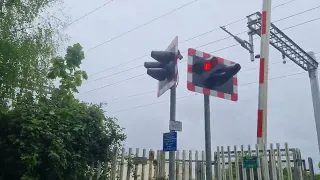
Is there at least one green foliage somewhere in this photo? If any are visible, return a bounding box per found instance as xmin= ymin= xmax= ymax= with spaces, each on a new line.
xmin=0 ymin=0 xmax=66 ymax=110
xmin=47 ymin=43 xmax=87 ymax=94
xmin=0 ymin=1 xmax=126 ymax=179
xmin=0 ymin=91 xmax=126 ymax=179
xmin=0 ymin=43 xmax=126 ymax=180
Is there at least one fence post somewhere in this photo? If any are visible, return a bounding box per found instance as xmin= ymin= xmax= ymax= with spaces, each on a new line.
xmin=155 ymin=150 xmax=160 ymax=179
xmin=276 ymin=143 xmax=284 ymax=180
xmin=221 ymin=146 xmax=226 ymax=180
xmin=134 ymin=148 xmax=139 ymax=180
xmin=111 ymin=148 xmax=118 ymax=180
xmin=142 ymin=149 xmax=146 ymax=180
xmin=214 ymin=152 xmax=218 ymax=180
xmin=292 ymin=149 xmax=301 ymax=180
xmin=255 ymin=144 xmax=262 ymax=180
xmin=234 ymin=146 xmax=240 ymax=180
xmin=119 ymin=148 xmax=125 ymax=180
xmin=126 ymin=148 xmax=132 ymax=180
xmin=176 ymin=150 xmax=180 ymax=180
xmin=262 ymin=144 xmax=270 ymax=180
xmin=248 ymin=145 xmax=254 ymax=180
xmin=270 ymin=144 xmax=277 ymax=180
xmin=241 ymin=145 xmax=247 ymax=180
xmin=201 ymin=151 xmax=205 ymax=180
xmin=297 ymin=149 xmax=304 ymax=180
xmin=148 ymin=149 xmax=153 ymax=180
xmin=189 ymin=150 xmax=192 ymax=180
xmin=308 ymin=157 xmax=315 ymax=180
xmin=161 ymin=150 xmax=166 ymax=177
xmin=227 ymin=146 xmax=233 ymax=180
xmin=195 ymin=150 xmax=199 ymax=180
xmin=285 ymin=143 xmax=293 ymax=180
xmin=217 ymin=147 xmax=221 ymax=180
xmin=182 ymin=150 xmax=186 ymax=180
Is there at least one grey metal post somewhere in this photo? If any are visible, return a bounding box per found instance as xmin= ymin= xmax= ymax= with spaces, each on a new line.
xmin=307 ymin=52 xmax=320 ymax=153
xmin=248 ymin=31 xmax=255 ymax=62
xmin=292 ymin=149 xmax=301 ymax=180
xmin=169 ymin=85 xmax=176 ymax=180
xmin=247 ymin=16 xmax=255 ymax=62
xmin=204 ymin=95 xmax=213 ymax=180
xmin=308 ymin=157 xmax=315 ymax=180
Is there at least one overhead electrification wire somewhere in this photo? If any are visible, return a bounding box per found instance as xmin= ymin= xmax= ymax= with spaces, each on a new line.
xmin=67 ymin=0 xmax=115 ymax=27
xmin=83 ymin=65 xmax=143 ymax=85
xmin=84 ymin=7 xmax=320 ymax=85
xmin=108 ymin=71 xmax=306 ymax=113
xmin=86 ymin=0 xmax=199 ymax=52
xmin=14 ymin=0 xmax=116 ymax=33
xmin=79 ymin=74 xmax=145 ymax=96
xmin=179 ymin=0 xmax=298 ymax=44
xmin=208 ymin=17 xmax=320 ymax=54
xmin=88 ymin=0 xmax=299 ymax=77
xmin=78 ymin=18 xmax=320 ymax=96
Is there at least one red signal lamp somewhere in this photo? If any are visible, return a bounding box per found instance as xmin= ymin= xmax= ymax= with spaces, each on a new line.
xmin=204 ymin=61 xmax=212 ymax=71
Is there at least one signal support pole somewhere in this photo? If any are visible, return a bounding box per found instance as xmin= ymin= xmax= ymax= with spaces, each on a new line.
xmin=186 ymin=48 xmax=241 ymax=180
xmin=144 ymin=36 xmax=180 ymax=180
xmin=169 ymin=85 xmax=176 ymax=180
xmin=204 ymin=95 xmax=213 ymax=180
xmin=308 ymin=52 xmax=320 ymax=152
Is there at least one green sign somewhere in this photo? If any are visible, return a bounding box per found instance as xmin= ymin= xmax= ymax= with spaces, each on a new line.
xmin=242 ymin=156 xmax=258 ymax=169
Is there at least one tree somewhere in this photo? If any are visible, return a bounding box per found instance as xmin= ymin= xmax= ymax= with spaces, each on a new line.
xmin=0 ymin=0 xmax=67 ymax=110
xmin=47 ymin=43 xmax=87 ymax=94
xmin=0 ymin=43 xmax=126 ymax=180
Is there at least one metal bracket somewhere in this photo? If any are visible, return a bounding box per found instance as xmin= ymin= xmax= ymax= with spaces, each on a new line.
xmin=220 ymin=26 xmax=255 ymax=62
xmin=247 ymin=12 xmax=318 ymax=71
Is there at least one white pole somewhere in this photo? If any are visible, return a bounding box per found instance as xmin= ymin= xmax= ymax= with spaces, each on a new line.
xmin=257 ymin=0 xmax=272 ymax=146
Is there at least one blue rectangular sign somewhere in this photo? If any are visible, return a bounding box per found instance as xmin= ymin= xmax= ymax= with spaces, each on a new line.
xmin=163 ymin=132 xmax=177 ymax=152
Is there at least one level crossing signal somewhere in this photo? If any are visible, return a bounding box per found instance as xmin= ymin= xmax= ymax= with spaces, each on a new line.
xmin=144 ymin=51 xmax=176 ymax=81
xmin=187 ymin=48 xmax=241 ymax=101
xmin=144 ymin=36 xmax=182 ymax=97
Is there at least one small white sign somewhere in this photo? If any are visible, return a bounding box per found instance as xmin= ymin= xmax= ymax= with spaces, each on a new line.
xmin=169 ymin=121 xmax=182 ymax=131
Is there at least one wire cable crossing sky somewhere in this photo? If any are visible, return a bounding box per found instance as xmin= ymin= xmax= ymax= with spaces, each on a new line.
xmin=65 ymin=0 xmax=320 ymax=169
xmin=78 ymin=18 xmax=320 ymax=96
xmin=85 ymin=0 xmax=312 ymax=77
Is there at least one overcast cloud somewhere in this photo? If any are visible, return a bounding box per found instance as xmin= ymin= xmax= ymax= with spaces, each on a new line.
xmin=57 ymin=0 xmax=319 ymax=167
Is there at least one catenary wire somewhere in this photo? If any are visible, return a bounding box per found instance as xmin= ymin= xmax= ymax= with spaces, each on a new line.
xmin=88 ymin=0 xmax=299 ymax=77
xmin=179 ymin=0 xmax=298 ymax=43
xmin=86 ymin=0 xmax=199 ymax=52
xmin=78 ymin=18 xmax=320 ymax=96
xmin=84 ymin=7 xmax=320 ymax=84
xmin=108 ymin=71 xmax=306 ymax=113
xmin=208 ymin=17 xmax=320 ymax=54
xmin=14 ymin=0 xmax=116 ymax=33
xmin=67 ymin=0 xmax=115 ymax=27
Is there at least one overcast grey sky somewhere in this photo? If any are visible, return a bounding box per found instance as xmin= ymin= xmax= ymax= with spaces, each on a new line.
xmin=60 ymin=0 xmax=319 ymax=164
